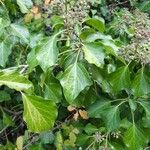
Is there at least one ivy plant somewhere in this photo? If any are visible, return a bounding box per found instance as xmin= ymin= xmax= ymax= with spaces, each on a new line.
xmin=0 ymin=0 xmax=150 ymax=149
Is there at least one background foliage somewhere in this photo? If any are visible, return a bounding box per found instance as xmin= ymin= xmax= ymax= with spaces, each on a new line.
xmin=0 ymin=0 xmax=150 ymax=149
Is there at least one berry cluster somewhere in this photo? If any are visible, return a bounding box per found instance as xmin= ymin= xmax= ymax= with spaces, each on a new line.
xmin=49 ymin=0 xmax=90 ymax=37
xmin=117 ymin=9 xmax=150 ymax=65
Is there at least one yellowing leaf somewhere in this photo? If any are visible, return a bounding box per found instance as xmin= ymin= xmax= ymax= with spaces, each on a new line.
xmin=16 ymin=136 xmax=23 ymax=150
xmin=79 ymin=110 xmax=89 ymax=120
xmin=24 ymin=13 xmax=33 ymax=23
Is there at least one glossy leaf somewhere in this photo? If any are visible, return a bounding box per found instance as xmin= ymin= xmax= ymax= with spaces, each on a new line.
xmin=83 ymin=42 xmax=105 ymax=67
xmin=0 ymin=41 xmax=12 ymax=67
xmin=123 ymin=124 xmax=147 ymax=150
xmin=27 ymin=48 xmax=38 ymax=72
xmin=44 ymin=74 xmax=62 ymax=103
xmin=36 ymin=31 xmax=62 ymax=72
xmin=102 ymin=106 xmax=121 ymax=131
xmin=80 ymin=29 xmax=112 ymax=42
xmin=10 ymin=24 xmax=30 ymax=44
xmin=59 ymin=63 xmax=92 ymax=103
xmin=17 ymin=0 xmax=33 ymax=13
xmin=88 ymin=100 xmax=111 ymax=118
xmin=109 ymin=66 xmax=130 ymax=92
xmin=22 ymin=94 xmax=58 ymax=133
xmin=138 ymin=100 xmax=150 ymax=119
xmin=0 ymin=72 xmax=33 ymax=93
xmin=85 ymin=18 xmax=105 ymax=32
xmin=0 ymin=6 xmax=10 ymax=29
xmin=131 ymin=68 xmax=150 ymax=96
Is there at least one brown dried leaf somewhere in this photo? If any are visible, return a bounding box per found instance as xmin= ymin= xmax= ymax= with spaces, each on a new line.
xmin=79 ymin=109 xmax=89 ymax=120
xmin=67 ymin=105 xmax=76 ymax=112
xmin=44 ymin=0 xmax=52 ymax=5
xmin=34 ymin=13 xmax=41 ymax=20
xmin=73 ymin=112 xmax=79 ymax=121
xmin=31 ymin=6 xmax=39 ymax=14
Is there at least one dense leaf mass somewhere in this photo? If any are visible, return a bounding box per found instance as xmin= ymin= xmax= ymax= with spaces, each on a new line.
xmin=0 ymin=0 xmax=150 ymax=149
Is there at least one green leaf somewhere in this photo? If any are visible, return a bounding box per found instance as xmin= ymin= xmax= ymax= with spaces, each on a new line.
xmin=88 ymin=100 xmax=111 ymax=118
xmin=109 ymin=66 xmax=130 ymax=92
xmin=0 ymin=91 xmax=10 ymax=102
xmin=36 ymin=31 xmax=62 ymax=72
xmin=0 ymin=6 xmax=10 ymax=29
xmin=91 ymin=65 xmax=112 ymax=93
xmin=0 ymin=72 xmax=33 ymax=93
xmin=138 ymin=1 xmax=150 ymax=12
xmin=85 ymin=18 xmax=105 ymax=32
xmin=109 ymin=142 xmax=124 ymax=150
xmin=41 ymin=70 xmax=62 ymax=103
xmin=83 ymin=42 xmax=105 ymax=67
xmin=44 ymin=80 xmax=62 ymax=104
xmin=128 ymin=99 xmax=137 ymax=112
xmin=40 ymin=131 xmax=54 ymax=144
xmin=84 ymin=123 xmax=98 ymax=135
xmin=102 ymin=106 xmax=121 ymax=131
xmin=27 ymin=48 xmax=38 ymax=72
xmin=0 ymin=41 xmax=12 ymax=67
xmin=3 ymin=112 xmax=14 ymax=126
xmin=55 ymin=131 xmax=63 ymax=150
xmin=138 ymin=100 xmax=150 ymax=119
xmin=80 ymin=29 xmax=112 ymax=42
xmin=123 ymin=124 xmax=147 ymax=150
xmin=17 ymin=0 xmax=33 ymax=14
xmin=10 ymin=24 xmax=30 ymax=44
xmin=22 ymin=94 xmax=57 ymax=133
xmin=131 ymin=69 xmax=150 ymax=96
xmin=58 ymin=63 xmax=92 ymax=103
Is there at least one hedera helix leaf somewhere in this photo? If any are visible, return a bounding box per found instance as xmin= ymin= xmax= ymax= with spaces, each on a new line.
xmin=0 ymin=41 xmax=12 ymax=67
xmin=85 ymin=17 xmax=105 ymax=33
xmin=102 ymin=106 xmax=121 ymax=131
xmin=123 ymin=124 xmax=147 ymax=150
xmin=10 ymin=24 xmax=30 ymax=44
xmin=131 ymin=68 xmax=150 ymax=96
xmin=17 ymin=0 xmax=33 ymax=14
xmin=138 ymin=100 xmax=150 ymax=119
xmin=44 ymin=80 xmax=62 ymax=103
xmin=83 ymin=42 xmax=105 ymax=68
xmin=36 ymin=31 xmax=62 ymax=72
xmin=58 ymin=63 xmax=92 ymax=103
xmin=22 ymin=93 xmax=58 ymax=133
xmin=0 ymin=6 xmax=10 ymax=29
xmin=88 ymin=100 xmax=122 ymax=131
xmin=27 ymin=48 xmax=38 ymax=72
xmin=109 ymin=65 xmax=130 ymax=92
xmin=80 ymin=29 xmax=112 ymax=42
xmin=0 ymin=71 xmax=33 ymax=93
xmin=88 ymin=100 xmax=111 ymax=118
